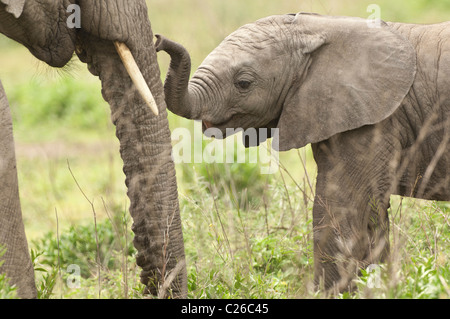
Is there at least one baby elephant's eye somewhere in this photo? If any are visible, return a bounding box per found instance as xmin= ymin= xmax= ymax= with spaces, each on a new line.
xmin=236 ymin=80 xmax=252 ymax=90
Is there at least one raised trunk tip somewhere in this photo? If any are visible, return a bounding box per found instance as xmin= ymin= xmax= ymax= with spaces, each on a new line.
xmin=155 ymin=34 xmax=200 ymax=119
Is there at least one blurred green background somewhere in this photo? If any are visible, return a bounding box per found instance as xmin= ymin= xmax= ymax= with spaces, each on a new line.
xmin=0 ymin=0 xmax=449 ymax=298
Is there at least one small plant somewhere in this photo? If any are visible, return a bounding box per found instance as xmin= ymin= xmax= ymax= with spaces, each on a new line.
xmin=0 ymin=273 xmax=17 ymax=299
xmin=31 ymin=217 xmax=140 ymax=298
xmin=32 ymin=218 xmax=135 ymax=279
xmin=0 ymin=246 xmax=18 ymax=299
xmin=31 ymin=249 xmax=59 ymax=299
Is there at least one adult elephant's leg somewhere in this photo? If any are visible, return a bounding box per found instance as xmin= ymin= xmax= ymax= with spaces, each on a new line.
xmin=311 ymin=127 xmax=394 ymax=293
xmin=0 ymin=81 xmax=37 ymax=298
xmin=76 ymin=4 xmax=187 ymax=298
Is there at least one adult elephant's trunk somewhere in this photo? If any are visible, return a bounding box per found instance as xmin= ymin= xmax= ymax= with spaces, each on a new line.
xmin=0 ymin=81 xmax=36 ymax=299
xmin=155 ymin=35 xmax=203 ymax=120
xmin=77 ymin=13 xmax=187 ymax=298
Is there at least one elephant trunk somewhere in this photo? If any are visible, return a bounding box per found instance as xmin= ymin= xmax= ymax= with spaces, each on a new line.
xmin=0 ymin=81 xmax=37 ymax=299
xmin=77 ymin=15 xmax=187 ymax=298
xmin=155 ymin=35 xmax=203 ymax=120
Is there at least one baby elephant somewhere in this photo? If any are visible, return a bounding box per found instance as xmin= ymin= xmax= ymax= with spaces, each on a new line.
xmin=156 ymin=13 xmax=450 ymax=293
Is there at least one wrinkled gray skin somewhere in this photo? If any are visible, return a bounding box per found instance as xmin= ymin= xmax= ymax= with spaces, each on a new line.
xmin=0 ymin=0 xmax=187 ymax=298
xmin=0 ymin=81 xmax=35 ymax=297
xmin=157 ymin=13 xmax=450 ymax=293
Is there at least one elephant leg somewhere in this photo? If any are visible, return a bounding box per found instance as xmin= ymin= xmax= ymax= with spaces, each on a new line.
xmin=312 ymin=197 xmax=390 ymax=292
xmin=0 ymin=81 xmax=37 ymax=298
xmin=366 ymin=200 xmax=390 ymax=265
xmin=311 ymin=127 xmax=396 ymax=293
xmin=312 ymin=200 xmax=366 ymax=292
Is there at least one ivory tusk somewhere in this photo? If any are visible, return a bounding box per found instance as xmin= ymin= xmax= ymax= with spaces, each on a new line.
xmin=114 ymin=41 xmax=159 ymax=116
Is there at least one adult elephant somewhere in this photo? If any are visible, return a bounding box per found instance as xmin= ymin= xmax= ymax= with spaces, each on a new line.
xmin=0 ymin=0 xmax=187 ymax=298
xmin=156 ymin=13 xmax=450 ymax=293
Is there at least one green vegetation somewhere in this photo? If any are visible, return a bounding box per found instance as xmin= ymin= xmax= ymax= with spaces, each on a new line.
xmin=10 ymin=77 xmax=110 ymax=140
xmin=0 ymin=246 xmax=18 ymax=299
xmin=0 ymin=0 xmax=449 ymax=298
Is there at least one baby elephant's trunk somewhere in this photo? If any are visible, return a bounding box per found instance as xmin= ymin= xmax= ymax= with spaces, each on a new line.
xmin=155 ymin=35 xmax=201 ymax=119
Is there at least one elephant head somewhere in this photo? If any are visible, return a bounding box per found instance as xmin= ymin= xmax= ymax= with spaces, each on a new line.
xmin=0 ymin=0 xmax=187 ymax=298
xmin=156 ymin=13 xmax=416 ymax=151
xmin=0 ymin=0 xmax=75 ymax=67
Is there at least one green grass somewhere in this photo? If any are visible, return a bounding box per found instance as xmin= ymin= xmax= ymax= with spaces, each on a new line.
xmin=0 ymin=246 xmax=18 ymax=299
xmin=0 ymin=0 xmax=449 ymax=299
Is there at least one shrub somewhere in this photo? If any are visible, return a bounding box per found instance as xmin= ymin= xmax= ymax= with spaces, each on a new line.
xmin=32 ymin=217 xmax=135 ymax=279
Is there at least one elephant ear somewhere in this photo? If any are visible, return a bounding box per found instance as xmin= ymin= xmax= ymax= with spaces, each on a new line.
xmin=274 ymin=13 xmax=416 ymax=151
xmin=1 ymin=0 xmax=26 ymax=18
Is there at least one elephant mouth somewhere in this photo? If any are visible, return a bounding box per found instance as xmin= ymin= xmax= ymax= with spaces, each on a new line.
xmin=201 ymin=112 xmax=253 ymax=134
xmin=201 ymin=118 xmax=230 ymax=135
xmin=201 ymin=117 xmax=237 ymax=137
xmin=202 ymin=117 xmax=279 ymax=147
xmin=202 ymin=120 xmax=214 ymax=130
